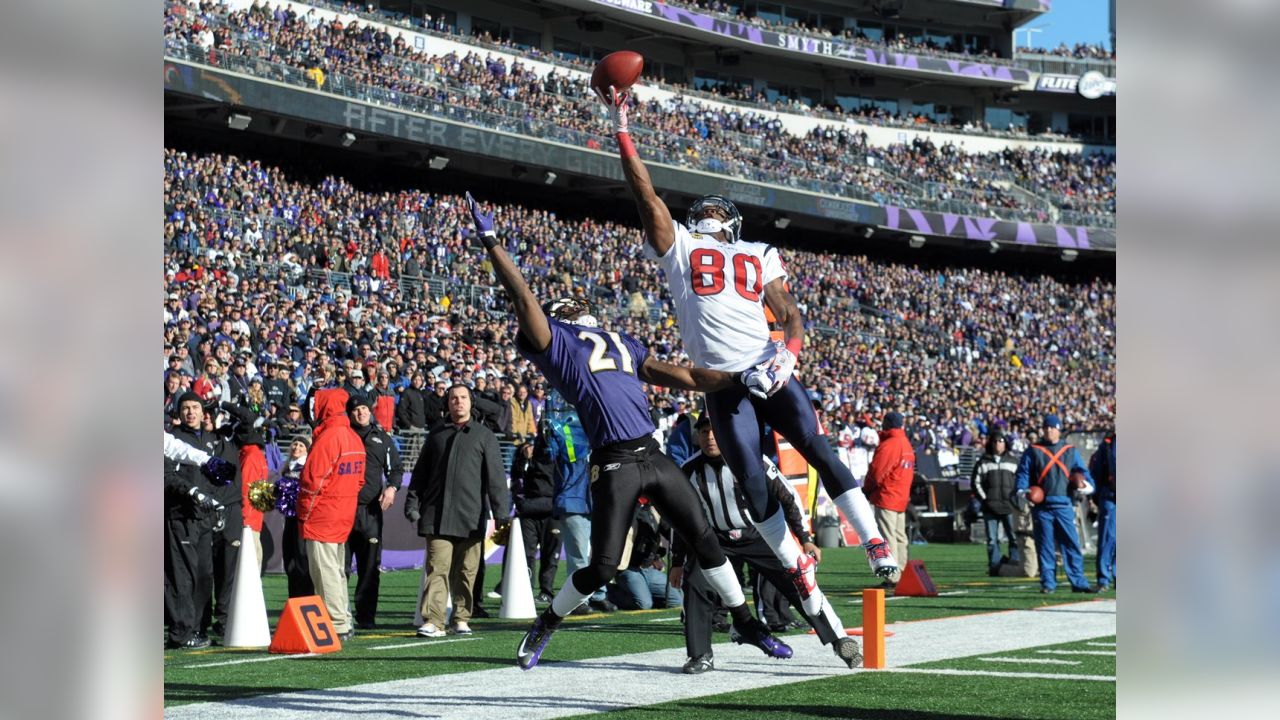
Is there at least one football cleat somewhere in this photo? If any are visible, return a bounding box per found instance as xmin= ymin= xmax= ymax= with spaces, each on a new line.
xmin=833 ymin=636 xmax=862 ymax=669
xmin=516 ymin=613 xmax=559 ymax=670
xmin=864 ymin=539 xmax=898 ymax=579
xmin=730 ymin=618 xmax=793 ymax=659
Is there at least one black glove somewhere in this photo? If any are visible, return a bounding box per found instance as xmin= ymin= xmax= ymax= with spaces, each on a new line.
xmin=201 ymin=456 xmax=236 ymax=486
xmin=188 ymin=485 xmax=224 ymax=512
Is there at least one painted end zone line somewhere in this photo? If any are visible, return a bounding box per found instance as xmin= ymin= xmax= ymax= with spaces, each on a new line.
xmin=880 ymin=667 xmax=1114 ymax=682
xmin=980 ymin=657 xmax=1079 ymax=666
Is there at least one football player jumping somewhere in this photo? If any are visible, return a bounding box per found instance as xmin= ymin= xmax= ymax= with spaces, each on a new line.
xmin=596 ymin=86 xmax=899 ymax=624
xmin=462 ymin=192 xmax=790 ymax=671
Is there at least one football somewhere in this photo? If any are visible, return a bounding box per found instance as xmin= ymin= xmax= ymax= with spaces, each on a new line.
xmin=591 ymin=50 xmax=644 ymax=95
xmin=1028 ymin=486 xmax=1046 ymax=505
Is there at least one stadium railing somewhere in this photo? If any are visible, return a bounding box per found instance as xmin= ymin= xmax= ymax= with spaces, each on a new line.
xmin=163 ymin=36 xmax=1114 ymax=228
xmin=1013 ymin=53 xmax=1116 ymax=77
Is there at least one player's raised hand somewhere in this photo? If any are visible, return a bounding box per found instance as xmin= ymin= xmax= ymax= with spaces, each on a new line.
xmin=593 ymin=85 xmax=630 ymax=134
xmin=465 ymin=191 xmax=497 ymax=248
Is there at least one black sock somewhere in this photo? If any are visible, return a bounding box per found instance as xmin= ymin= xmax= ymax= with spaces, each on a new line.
xmin=541 ymin=608 xmax=563 ymax=628
xmin=727 ymin=603 xmax=753 ymax=625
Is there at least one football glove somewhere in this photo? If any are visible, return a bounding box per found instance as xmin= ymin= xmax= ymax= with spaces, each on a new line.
xmin=594 ymin=85 xmax=630 ymax=134
xmin=200 ymin=456 xmax=235 ymax=486
xmin=739 ymin=364 xmax=772 ymax=400
xmin=188 ymin=487 xmax=225 ymax=531
xmin=759 ymin=340 xmax=798 ymax=396
xmin=464 ymin=191 xmax=498 ymax=249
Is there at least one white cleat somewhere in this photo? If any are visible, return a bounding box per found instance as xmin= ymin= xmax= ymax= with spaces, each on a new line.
xmin=864 ymin=539 xmax=898 ymax=579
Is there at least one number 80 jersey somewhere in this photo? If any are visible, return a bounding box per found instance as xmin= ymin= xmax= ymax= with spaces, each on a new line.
xmin=645 ymin=220 xmax=787 ymax=372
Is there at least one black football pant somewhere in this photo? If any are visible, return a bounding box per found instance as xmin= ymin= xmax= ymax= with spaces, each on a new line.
xmin=569 ymin=437 xmax=728 ymax=596
xmin=346 ymin=503 xmax=385 ymax=626
xmin=164 ymin=515 xmax=212 ymax=645
xmin=683 ymin=532 xmax=840 ymax=659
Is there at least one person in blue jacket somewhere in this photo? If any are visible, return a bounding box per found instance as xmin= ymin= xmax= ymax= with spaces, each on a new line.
xmin=1089 ymin=432 xmax=1116 ymax=590
xmin=1015 ymin=414 xmax=1100 ymax=594
xmin=543 ymin=389 xmax=615 ymax=612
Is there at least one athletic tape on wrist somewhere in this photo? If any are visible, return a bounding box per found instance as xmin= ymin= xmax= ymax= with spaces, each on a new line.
xmin=617 ymin=132 xmax=638 ymax=160
xmin=480 ymin=232 xmax=498 ymax=250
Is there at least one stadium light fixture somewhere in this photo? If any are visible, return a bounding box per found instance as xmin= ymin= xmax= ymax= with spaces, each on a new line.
xmin=427 ymin=154 xmax=449 ymax=170
xmin=862 ymin=227 xmax=875 ymax=239
xmin=341 ymin=132 xmax=357 ymax=147
xmin=774 ymin=215 xmax=791 ymax=230
xmin=227 ymin=113 xmax=252 ymax=131
xmin=543 ymin=171 xmax=557 ymax=185
xmin=989 ymin=240 xmax=1000 ymax=254
xmin=1061 ymin=248 xmax=1079 ymax=262
xmin=908 ymin=235 xmax=926 ymax=249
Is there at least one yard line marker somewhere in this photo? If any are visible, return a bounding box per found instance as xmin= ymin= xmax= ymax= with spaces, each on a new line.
xmin=187 ymin=653 xmax=317 ymax=669
xmin=980 ymin=657 xmax=1080 ymax=666
xmin=648 ymin=617 xmax=683 ymax=623
xmin=367 ymin=637 xmax=480 ymax=651
xmin=882 ymin=668 xmax=1113 ymax=682
xmin=936 ymin=591 xmax=970 ymax=596
xmin=1036 ymin=649 xmax=1115 ymax=656
xmin=1087 ymin=641 xmax=1116 ymax=647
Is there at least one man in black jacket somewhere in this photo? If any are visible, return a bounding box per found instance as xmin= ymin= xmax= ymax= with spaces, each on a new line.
xmin=396 ymin=372 xmax=428 ymax=431
xmin=511 ymin=441 xmax=560 ymax=602
xmin=972 ymin=431 xmax=1020 ymax=576
xmin=671 ymin=416 xmax=855 ymax=674
xmin=346 ymin=394 xmax=405 ymax=629
xmin=404 ymin=385 xmax=510 ymax=637
xmin=422 ymin=377 xmax=448 ymax=426
xmin=164 ymin=392 xmax=231 ymax=649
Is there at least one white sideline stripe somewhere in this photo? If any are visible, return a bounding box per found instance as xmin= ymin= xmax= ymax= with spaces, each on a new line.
xmin=936 ymin=591 xmax=970 ymax=596
xmin=165 ymin=600 xmax=1116 ymax=720
xmin=883 ymin=668 xmax=1114 ymax=682
xmin=188 ymin=654 xmax=317 ymax=669
xmin=648 ymin=617 xmax=683 ymax=623
xmin=367 ymin=637 xmax=480 ymax=651
xmin=979 ymin=657 xmax=1080 ymax=666
xmin=1036 ymin=649 xmax=1115 ymax=656
xmin=1087 ymin=641 xmax=1116 ymax=647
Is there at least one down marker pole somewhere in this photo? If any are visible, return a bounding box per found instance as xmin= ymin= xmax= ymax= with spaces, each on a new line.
xmin=862 ymin=588 xmax=885 ymax=669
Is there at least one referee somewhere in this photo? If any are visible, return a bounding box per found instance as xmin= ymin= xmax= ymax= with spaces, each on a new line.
xmin=672 ymin=415 xmax=859 ymax=673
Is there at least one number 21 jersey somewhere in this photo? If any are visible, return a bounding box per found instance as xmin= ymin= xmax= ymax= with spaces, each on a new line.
xmin=645 ymin=220 xmax=786 ymax=372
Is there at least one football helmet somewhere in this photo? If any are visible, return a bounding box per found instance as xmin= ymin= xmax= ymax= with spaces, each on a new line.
xmin=541 ymin=297 xmax=598 ymax=327
xmin=686 ymin=195 xmax=742 ymax=243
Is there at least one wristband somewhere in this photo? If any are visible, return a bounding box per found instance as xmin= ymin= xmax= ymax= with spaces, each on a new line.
xmin=786 ymin=337 xmax=802 ymax=357
xmin=617 ymin=132 xmax=638 ymax=160
xmin=480 ymin=232 xmax=499 ymax=250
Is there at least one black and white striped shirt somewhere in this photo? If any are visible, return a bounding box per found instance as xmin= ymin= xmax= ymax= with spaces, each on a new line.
xmin=679 ymin=452 xmax=810 ymax=541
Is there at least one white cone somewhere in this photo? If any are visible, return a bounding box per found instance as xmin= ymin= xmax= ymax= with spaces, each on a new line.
xmin=500 ymin=517 xmax=537 ymax=619
xmin=224 ymin=526 xmax=271 ymax=648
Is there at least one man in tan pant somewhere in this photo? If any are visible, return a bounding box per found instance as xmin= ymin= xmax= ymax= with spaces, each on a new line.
xmin=862 ymin=412 xmax=916 ymax=588
xmin=420 ymin=537 xmax=483 ymax=633
xmin=404 ymin=385 xmax=510 ymax=637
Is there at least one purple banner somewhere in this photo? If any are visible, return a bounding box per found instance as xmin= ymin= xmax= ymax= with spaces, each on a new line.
xmin=879 ymin=205 xmax=1113 ymax=250
xmin=587 ymin=0 xmax=1032 ymax=84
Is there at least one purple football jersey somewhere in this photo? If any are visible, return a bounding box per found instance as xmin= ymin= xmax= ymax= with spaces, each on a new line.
xmin=519 ymin=318 xmax=655 ymax=449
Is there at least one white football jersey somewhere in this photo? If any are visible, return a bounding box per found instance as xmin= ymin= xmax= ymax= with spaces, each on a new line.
xmin=645 ymin=220 xmax=786 ymax=372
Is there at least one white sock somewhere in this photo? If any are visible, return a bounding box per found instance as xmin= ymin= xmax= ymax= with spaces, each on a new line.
xmin=752 ymin=508 xmax=825 ymax=615
xmin=700 ymin=559 xmax=746 ymax=608
xmin=834 ymin=488 xmax=885 ymax=546
xmin=752 ymin=507 xmax=803 ymax=567
xmin=550 ymin=577 xmax=593 ymax=618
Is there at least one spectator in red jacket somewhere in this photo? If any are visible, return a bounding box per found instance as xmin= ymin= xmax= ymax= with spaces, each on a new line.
xmin=298 ymin=388 xmax=366 ymax=641
xmin=863 ymin=412 xmax=916 ymax=587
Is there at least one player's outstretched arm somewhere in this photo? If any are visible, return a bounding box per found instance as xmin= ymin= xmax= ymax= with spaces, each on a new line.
xmin=638 ymin=356 xmax=734 ymax=392
xmin=466 ymin=192 xmax=552 ymax=352
xmin=596 ymin=86 xmax=675 ymax=256
xmin=763 ymin=278 xmax=806 ymax=351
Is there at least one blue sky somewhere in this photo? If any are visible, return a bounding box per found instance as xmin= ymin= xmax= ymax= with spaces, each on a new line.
xmin=1014 ymin=0 xmax=1113 ymax=50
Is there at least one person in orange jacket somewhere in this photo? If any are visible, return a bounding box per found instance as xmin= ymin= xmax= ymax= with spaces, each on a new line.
xmin=863 ymin=412 xmax=916 ymax=587
xmin=297 ymin=387 xmax=366 ymax=641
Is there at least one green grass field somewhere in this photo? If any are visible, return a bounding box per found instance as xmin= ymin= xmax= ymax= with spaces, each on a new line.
xmin=163 ymin=543 xmax=1115 ymax=719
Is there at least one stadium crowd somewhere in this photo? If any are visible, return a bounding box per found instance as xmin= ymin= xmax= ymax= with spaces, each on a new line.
xmin=1019 ymin=42 xmax=1116 ymax=61
xmin=163 ymin=0 xmax=1115 ymax=224
xmin=163 ymin=147 xmax=1115 ymax=455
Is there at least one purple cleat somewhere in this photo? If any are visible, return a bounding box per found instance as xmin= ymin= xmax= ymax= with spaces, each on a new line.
xmin=730 ymin=618 xmax=793 ymax=659
xmin=516 ymin=612 xmax=560 ymax=670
